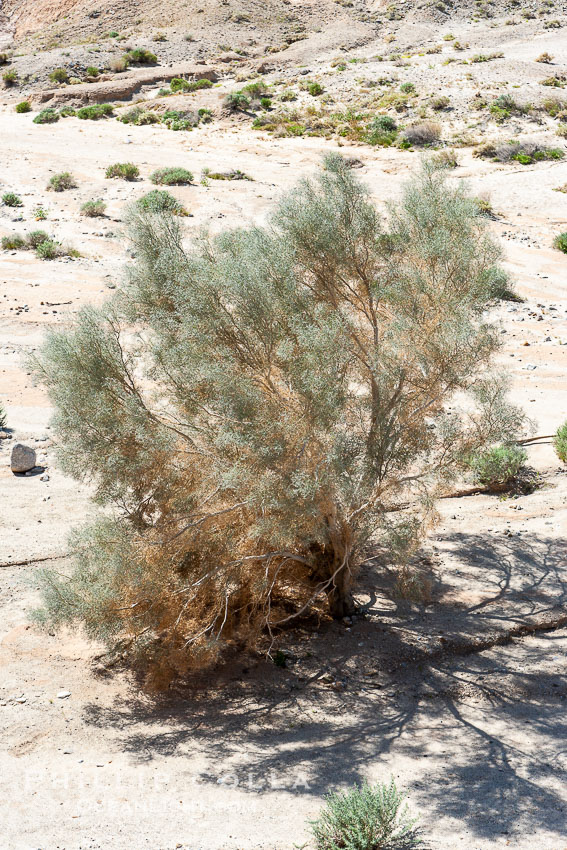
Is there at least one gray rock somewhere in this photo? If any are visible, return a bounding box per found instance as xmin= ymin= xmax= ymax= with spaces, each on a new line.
xmin=10 ymin=443 xmax=37 ymax=473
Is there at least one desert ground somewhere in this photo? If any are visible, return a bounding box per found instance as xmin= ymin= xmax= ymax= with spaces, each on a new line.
xmin=1 ymin=1 xmax=567 ymax=848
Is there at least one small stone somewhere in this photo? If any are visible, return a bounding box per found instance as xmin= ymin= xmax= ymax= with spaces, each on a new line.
xmin=10 ymin=443 xmax=37 ymax=473
xmin=14 ymin=696 xmax=27 ymax=703
xmin=57 ymin=690 xmax=71 ymax=699
xmin=40 ymin=473 xmax=50 ymax=482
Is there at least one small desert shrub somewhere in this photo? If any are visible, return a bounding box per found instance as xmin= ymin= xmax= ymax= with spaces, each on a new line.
xmin=33 ymin=108 xmax=60 ymax=124
xmin=202 ymin=168 xmax=252 ymax=181
xmin=1 ymin=234 xmax=26 ymax=250
xmin=169 ymin=77 xmax=213 ymax=94
xmin=280 ymin=89 xmax=296 ymax=102
xmin=489 ymin=93 xmax=528 ymax=122
xmin=403 ymin=121 xmax=441 ymax=146
xmin=467 ymin=444 xmax=527 ymax=490
xmin=118 ymin=106 xmax=143 ymax=124
xmin=536 ymin=52 xmax=554 ymax=63
xmin=553 ymin=232 xmax=567 ymax=253
xmin=310 ymin=780 xmax=420 ymax=850
xmin=27 ymin=230 xmax=51 ymax=249
xmin=542 ymin=96 xmax=567 ymax=117
xmin=135 ymin=189 xmax=187 ymax=215
xmin=366 ymin=114 xmax=398 ymax=146
xmin=110 ymin=56 xmax=128 ymax=72
xmin=86 ymin=66 xmax=100 ymax=77
xmin=0 ymin=53 xmax=8 ymax=65
xmin=49 ymin=67 xmax=69 ymax=84
xmin=541 ymin=75 xmax=566 ymax=87
xmin=0 ymin=402 xmax=6 ymax=429
xmin=260 ymin=97 xmax=272 ymax=109
xmin=106 ymin=162 xmax=140 ymax=180
xmin=432 ymin=148 xmax=458 ymax=169
xmin=476 ymin=140 xmax=564 ymax=164
xmin=34 ymin=206 xmax=48 ymax=220
xmin=36 ymin=240 xmax=60 ymax=260
xmin=554 ymin=421 xmax=567 ymax=463
xmin=137 ymin=110 xmax=160 ymax=125
xmin=77 ymin=103 xmax=114 ymax=120
xmin=2 ymin=69 xmax=17 ymax=87
xmin=431 ymin=95 xmax=450 ymax=110
xmin=81 ymin=200 xmax=107 ymax=217
xmin=59 ymin=106 xmax=77 ymax=118
xmin=150 ymin=167 xmax=193 ymax=185
xmin=400 ymin=81 xmax=415 ymax=93
xmin=2 ymin=192 xmax=23 ymax=207
xmin=15 ymin=100 xmax=31 ymax=113
xmin=125 ymin=48 xmax=158 ymax=65
xmin=308 ymin=81 xmax=323 ymax=96
xmin=47 ymin=172 xmax=77 ymax=192
xmin=224 ymin=91 xmax=250 ymax=112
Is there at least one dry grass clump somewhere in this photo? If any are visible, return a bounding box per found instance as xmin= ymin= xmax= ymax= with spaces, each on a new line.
xmin=403 ymin=121 xmax=441 ymax=146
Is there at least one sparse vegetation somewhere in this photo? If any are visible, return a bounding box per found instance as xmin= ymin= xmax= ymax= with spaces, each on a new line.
xmin=553 ymin=232 xmax=567 ymax=253
xmin=2 ymin=192 xmax=23 ymax=207
xmin=49 ymin=67 xmax=69 ymax=84
xmin=15 ymin=100 xmax=31 ymax=113
xmin=1 ymin=234 xmax=26 ymax=250
xmin=105 ymin=162 xmax=140 ymax=180
xmin=170 ymin=77 xmax=213 ymax=93
xmin=2 ymin=69 xmax=17 ymax=87
xmin=81 ymin=200 xmax=107 ymax=217
xmin=476 ymin=140 xmax=564 ymax=164
xmin=0 ymin=402 xmax=6 ymax=429
xmin=77 ymin=104 xmax=114 ymax=120
xmin=135 ymin=189 xmax=188 ymax=215
xmin=33 ymin=108 xmax=60 ymax=124
xmin=554 ymin=421 xmax=567 ymax=463
xmin=403 ymin=121 xmax=441 ymax=146
xmin=150 ymin=167 xmax=194 ymax=185
xmin=47 ymin=172 xmax=77 ymax=192
xmin=467 ymin=444 xmax=528 ymax=491
xmin=224 ymin=91 xmax=251 ymax=112
xmin=125 ymin=48 xmax=158 ymax=65
xmin=32 ymin=156 xmax=522 ymax=684
xmin=310 ymin=780 xmax=420 ymax=850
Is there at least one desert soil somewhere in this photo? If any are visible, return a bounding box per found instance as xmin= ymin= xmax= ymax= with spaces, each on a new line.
xmin=1 ymin=3 xmax=567 ymax=849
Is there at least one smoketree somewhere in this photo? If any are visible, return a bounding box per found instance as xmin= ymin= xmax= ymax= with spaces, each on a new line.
xmin=33 ymin=155 xmax=522 ymax=687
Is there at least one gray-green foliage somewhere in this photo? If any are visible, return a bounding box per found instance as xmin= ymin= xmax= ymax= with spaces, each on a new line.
xmin=554 ymin=421 xmax=567 ymax=462
xmin=310 ymin=780 xmax=420 ymax=850
xmin=31 ymin=155 xmax=523 ymax=684
xmin=0 ymin=402 xmax=6 ymax=429
xmin=467 ymin=443 xmax=527 ymax=489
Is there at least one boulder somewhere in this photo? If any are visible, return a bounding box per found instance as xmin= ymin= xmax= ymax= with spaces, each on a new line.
xmin=10 ymin=443 xmax=36 ymax=473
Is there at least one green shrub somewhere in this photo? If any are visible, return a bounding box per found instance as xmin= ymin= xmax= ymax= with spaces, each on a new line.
xmin=15 ymin=100 xmax=31 ymax=113
xmin=1 ymin=234 xmax=26 ymax=250
xmin=86 ymin=66 xmax=100 ymax=77
xmin=260 ymin=97 xmax=272 ymax=109
xmin=36 ymin=240 xmax=60 ymax=260
xmin=150 ymin=167 xmax=193 ymax=185
xmin=553 ymin=231 xmax=567 ymax=253
xmin=106 ymin=162 xmax=140 ymax=180
xmin=135 ymin=189 xmax=187 ymax=215
xmin=81 ymin=200 xmax=107 ymax=217
xmin=33 ymin=108 xmax=60 ymax=124
xmin=476 ymin=140 xmax=564 ymax=164
xmin=77 ymin=103 xmax=114 ymax=120
xmin=170 ymin=77 xmax=190 ymax=93
xmin=2 ymin=69 xmax=17 ymax=87
xmin=2 ymin=192 xmax=23 ymax=207
xmin=59 ymin=106 xmax=76 ymax=118
xmin=400 ymin=81 xmax=415 ymax=93
xmin=27 ymin=230 xmax=51 ymax=249
xmin=118 ymin=106 xmax=143 ymax=124
xmin=553 ymin=421 xmax=567 ymax=462
xmin=49 ymin=67 xmax=69 ymax=84
xmin=467 ymin=444 xmax=527 ymax=490
xmin=310 ymin=780 xmax=420 ymax=850
xmin=0 ymin=402 xmax=6 ymax=429
xmin=125 ymin=48 xmax=158 ymax=65
xmin=47 ymin=172 xmax=77 ymax=192
xmin=224 ymin=91 xmax=250 ymax=112
xmin=34 ymin=206 xmax=48 ymax=220
xmin=136 ymin=110 xmax=160 ymax=125
xmin=308 ymin=81 xmax=323 ymax=96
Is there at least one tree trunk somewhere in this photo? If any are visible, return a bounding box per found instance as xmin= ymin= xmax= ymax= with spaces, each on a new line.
xmin=311 ymin=505 xmax=357 ymax=619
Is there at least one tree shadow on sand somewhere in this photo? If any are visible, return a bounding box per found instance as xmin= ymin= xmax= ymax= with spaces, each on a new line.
xmin=83 ymin=532 xmax=567 ymax=842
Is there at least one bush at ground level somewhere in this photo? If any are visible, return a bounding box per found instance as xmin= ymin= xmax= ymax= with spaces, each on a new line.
xmin=553 ymin=232 xmax=567 ymax=253
xmin=135 ymin=189 xmax=187 ymax=215
xmin=33 ymin=109 xmax=60 ymax=124
xmin=2 ymin=192 xmax=23 ymax=207
xmin=150 ymin=167 xmax=193 ymax=185
xmin=15 ymin=100 xmax=31 ymax=113
xmin=467 ymin=444 xmax=528 ymax=490
xmin=310 ymin=780 xmax=420 ymax=850
xmin=77 ymin=103 xmax=114 ymax=120
xmin=47 ymin=172 xmax=77 ymax=192
xmin=106 ymin=162 xmax=140 ymax=180
xmin=554 ymin=421 xmax=567 ymax=462
xmin=81 ymin=200 xmax=107 ymax=217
